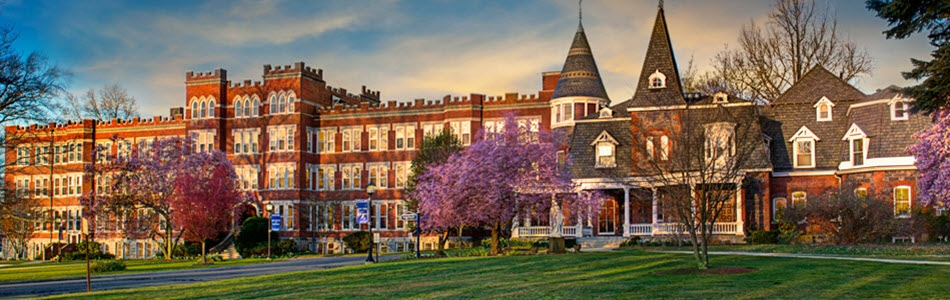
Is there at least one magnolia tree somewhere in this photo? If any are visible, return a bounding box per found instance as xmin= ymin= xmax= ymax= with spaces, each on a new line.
xmin=908 ymin=108 xmax=950 ymax=208
xmin=171 ymin=150 xmax=243 ymax=264
xmin=82 ymin=137 xmax=188 ymax=259
xmin=413 ymin=115 xmax=600 ymax=255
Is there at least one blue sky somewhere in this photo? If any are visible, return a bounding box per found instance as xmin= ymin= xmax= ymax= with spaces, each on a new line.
xmin=1 ymin=0 xmax=934 ymax=116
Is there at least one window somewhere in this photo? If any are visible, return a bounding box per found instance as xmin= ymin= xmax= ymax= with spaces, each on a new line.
xmin=894 ymin=186 xmax=911 ymax=218
xmin=713 ymin=92 xmax=728 ymax=104
xmin=423 ymin=124 xmax=444 ymax=138
xmin=648 ymin=70 xmax=666 ymax=89
xmin=704 ymin=123 xmax=735 ymax=164
xmin=17 ymin=146 xmax=30 ymax=166
xmin=208 ymin=99 xmax=215 ymax=117
xmin=855 ymin=188 xmax=868 ymax=200
xmin=596 ymin=143 xmax=615 ymax=168
xmin=395 ymin=202 xmax=407 ymax=230
xmin=190 ymin=130 xmax=215 ymax=153
xmin=267 ymin=126 xmax=294 ymax=152
xmin=235 ymin=97 xmax=244 ymax=118
xmin=555 ymin=103 xmax=575 ymax=123
xmin=369 ymin=128 xmax=378 ymax=151
xmin=315 ymin=165 xmax=335 ymax=190
xmin=814 ymin=96 xmax=834 ymax=121
xmin=772 ymin=198 xmax=787 ymax=221
xmin=394 ymin=125 xmax=415 ymax=150
xmin=317 ymin=129 xmax=335 ymax=153
xmin=191 ymin=99 xmax=198 ymax=119
xmin=794 ymin=140 xmax=814 ymax=168
xmin=791 ymin=192 xmax=806 ymax=206
xmin=449 ymin=121 xmax=471 ymax=145
xmin=200 ymin=100 xmax=207 ymax=118
xmin=343 ymin=204 xmax=355 ymax=230
xmin=252 ymin=97 xmax=260 ymax=116
xmin=369 ymin=164 xmax=388 ymax=188
xmin=341 ymin=164 xmax=362 ymax=189
xmin=394 ymin=163 xmax=409 ymax=188
xmin=851 ymin=138 xmax=864 ymax=166
xmin=646 ymin=137 xmax=655 ymax=160
xmin=660 ymin=136 xmax=669 ymax=160
xmin=892 ymin=101 xmax=908 ymax=120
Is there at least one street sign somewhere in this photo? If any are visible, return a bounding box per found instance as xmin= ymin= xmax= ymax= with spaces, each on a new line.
xmin=356 ymin=200 xmax=369 ymax=225
xmin=399 ymin=213 xmax=418 ymax=221
xmin=373 ymin=232 xmax=380 ymax=240
xmin=270 ymin=213 xmax=281 ymax=231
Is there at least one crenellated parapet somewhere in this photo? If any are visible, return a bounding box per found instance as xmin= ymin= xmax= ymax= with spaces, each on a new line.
xmin=263 ymin=61 xmax=323 ymax=81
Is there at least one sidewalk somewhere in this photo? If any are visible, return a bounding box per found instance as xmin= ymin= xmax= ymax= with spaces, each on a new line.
xmin=655 ymin=250 xmax=950 ymax=266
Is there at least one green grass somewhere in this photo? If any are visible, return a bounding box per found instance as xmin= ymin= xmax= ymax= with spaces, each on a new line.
xmin=0 ymin=258 xmax=281 ymax=283
xmin=664 ymin=244 xmax=950 ymax=261
xmin=46 ymin=249 xmax=950 ymax=299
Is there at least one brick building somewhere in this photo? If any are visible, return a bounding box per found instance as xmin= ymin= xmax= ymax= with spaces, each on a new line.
xmin=3 ymin=3 xmax=937 ymax=259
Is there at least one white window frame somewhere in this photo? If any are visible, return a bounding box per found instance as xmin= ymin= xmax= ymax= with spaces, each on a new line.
xmin=891 ymin=100 xmax=909 ymax=121
xmin=648 ymin=69 xmax=666 ymax=89
xmin=791 ymin=192 xmax=806 ymax=207
xmin=814 ymin=96 xmax=834 ymax=122
xmin=772 ymin=197 xmax=787 ymax=221
xmin=789 ymin=126 xmax=819 ymax=169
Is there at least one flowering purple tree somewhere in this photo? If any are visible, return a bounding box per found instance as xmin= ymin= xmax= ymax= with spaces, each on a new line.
xmin=81 ymin=136 xmax=190 ymax=260
xmin=171 ymin=151 xmax=243 ymax=264
xmin=908 ymin=108 xmax=950 ymax=207
xmin=413 ymin=115 xmax=600 ymax=255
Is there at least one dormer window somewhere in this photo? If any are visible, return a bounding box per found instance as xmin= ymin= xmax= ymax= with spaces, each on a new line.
xmin=591 ymin=131 xmax=619 ymax=168
xmin=648 ymin=70 xmax=666 ymax=89
xmin=713 ymin=92 xmax=728 ymax=104
xmin=599 ymin=107 xmax=613 ymax=118
xmin=891 ymin=101 xmax=908 ymax=120
xmin=814 ymin=96 xmax=834 ymax=122
xmin=842 ymin=124 xmax=869 ymax=167
xmin=789 ymin=126 xmax=819 ymax=169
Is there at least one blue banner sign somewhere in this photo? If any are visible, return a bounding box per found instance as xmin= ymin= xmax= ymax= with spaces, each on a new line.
xmin=270 ymin=213 xmax=281 ymax=231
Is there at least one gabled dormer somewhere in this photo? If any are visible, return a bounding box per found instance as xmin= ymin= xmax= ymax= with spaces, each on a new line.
xmin=599 ymin=106 xmax=613 ymax=118
xmin=713 ymin=92 xmax=729 ymax=104
xmin=788 ymin=126 xmax=820 ymax=169
xmin=842 ymin=123 xmax=869 ymax=167
xmin=813 ymin=96 xmax=834 ymax=122
xmin=591 ymin=130 xmax=619 ymax=168
xmin=889 ymin=96 xmax=910 ymax=121
xmin=648 ymin=70 xmax=666 ymax=89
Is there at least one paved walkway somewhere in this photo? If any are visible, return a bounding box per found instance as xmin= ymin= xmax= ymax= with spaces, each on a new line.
xmin=0 ymin=254 xmax=398 ymax=299
xmin=656 ymin=250 xmax=950 ymax=266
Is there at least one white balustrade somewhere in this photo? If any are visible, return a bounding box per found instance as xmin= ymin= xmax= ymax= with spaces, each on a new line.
xmin=628 ymin=224 xmax=653 ymax=236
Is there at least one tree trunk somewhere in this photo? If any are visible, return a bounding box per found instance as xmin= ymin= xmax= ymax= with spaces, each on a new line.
xmin=165 ymin=223 xmax=173 ymax=260
xmin=201 ymin=241 xmax=207 ymax=264
xmin=457 ymin=226 xmax=464 ymax=248
xmin=490 ymin=222 xmax=500 ymax=255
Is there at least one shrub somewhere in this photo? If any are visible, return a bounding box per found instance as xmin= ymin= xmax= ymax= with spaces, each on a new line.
xmin=276 ymin=239 xmax=297 ymax=255
xmin=91 ymin=260 xmax=126 ymax=273
xmin=235 ymin=217 xmax=278 ymax=258
xmin=564 ymin=238 xmax=577 ymax=249
xmin=619 ymin=237 xmax=642 ymax=248
xmin=343 ymin=231 xmax=371 ymax=253
xmin=745 ymin=230 xmax=780 ymax=244
xmin=173 ymin=242 xmax=202 ymax=258
xmin=805 ymin=185 xmax=898 ymax=244
xmin=60 ymin=241 xmax=115 ymax=260
xmin=933 ymin=214 xmax=950 ymax=242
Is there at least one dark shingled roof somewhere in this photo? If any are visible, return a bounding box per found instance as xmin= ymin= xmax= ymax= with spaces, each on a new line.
xmin=845 ymin=93 xmax=931 ymax=160
xmin=629 ymin=6 xmax=686 ymax=108
xmin=551 ymin=22 xmax=610 ymax=100
xmin=568 ymin=119 xmax=632 ymax=179
xmin=764 ymin=66 xmax=866 ymax=171
xmin=772 ymin=66 xmax=865 ymax=105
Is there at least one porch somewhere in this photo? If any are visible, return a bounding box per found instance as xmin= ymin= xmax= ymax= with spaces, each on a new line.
xmin=511 ymin=184 xmax=745 ymax=239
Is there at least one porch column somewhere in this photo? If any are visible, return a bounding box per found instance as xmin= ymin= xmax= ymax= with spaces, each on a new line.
xmin=735 ymin=184 xmax=744 ymax=236
xmin=512 ymin=213 xmax=520 ymax=238
xmin=651 ymin=188 xmax=658 ymax=233
xmin=623 ymin=188 xmax=630 ymax=237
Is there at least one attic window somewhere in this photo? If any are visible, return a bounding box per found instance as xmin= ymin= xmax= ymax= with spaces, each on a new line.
xmin=891 ymin=101 xmax=908 ymax=120
xmin=814 ymin=96 xmax=834 ymax=122
xmin=591 ymin=131 xmax=619 ymax=168
xmin=713 ymin=92 xmax=728 ymax=104
xmin=648 ymin=70 xmax=666 ymax=89
xmin=789 ymin=126 xmax=819 ymax=169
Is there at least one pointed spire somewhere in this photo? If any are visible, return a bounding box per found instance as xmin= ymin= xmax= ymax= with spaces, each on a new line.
xmin=577 ymin=0 xmax=584 ymax=32
xmin=629 ymin=3 xmax=686 ymax=107
xmin=551 ymin=3 xmax=608 ymax=101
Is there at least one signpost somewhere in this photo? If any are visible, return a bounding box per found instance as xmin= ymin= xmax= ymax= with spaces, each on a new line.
xmin=270 ymin=214 xmax=282 ymax=231
xmin=400 ymin=212 xmax=421 ymax=259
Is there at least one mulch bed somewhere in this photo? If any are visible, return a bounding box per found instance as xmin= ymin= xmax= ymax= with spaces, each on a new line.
xmin=654 ymin=266 xmax=757 ymax=276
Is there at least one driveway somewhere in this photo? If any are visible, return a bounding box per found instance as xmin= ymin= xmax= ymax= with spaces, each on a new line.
xmin=0 ymin=255 xmax=399 ymax=299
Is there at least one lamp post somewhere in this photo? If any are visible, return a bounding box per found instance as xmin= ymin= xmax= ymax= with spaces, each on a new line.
xmin=266 ymin=203 xmax=273 ymax=260
xmin=365 ymin=182 xmax=377 ymax=263
xmin=55 ymin=216 xmax=63 ymax=262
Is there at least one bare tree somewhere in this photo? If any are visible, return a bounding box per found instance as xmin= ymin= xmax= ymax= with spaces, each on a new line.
xmin=626 ymin=100 xmax=768 ymax=269
xmin=711 ymin=0 xmax=873 ymax=102
xmin=0 ymin=188 xmax=43 ymax=260
xmin=65 ymin=84 xmax=140 ymax=121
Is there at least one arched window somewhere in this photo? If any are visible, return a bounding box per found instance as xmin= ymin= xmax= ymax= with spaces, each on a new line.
xmin=646 ymin=137 xmax=655 ymax=160
xmin=200 ymin=100 xmax=207 ymax=118
xmin=660 ymin=135 xmax=669 ymax=160
xmin=818 ymin=103 xmax=830 ymax=120
xmin=252 ymin=98 xmax=260 ymax=116
xmin=208 ymin=99 xmax=215 ymax=117
xmin=278 ymin=95 xmax=286 ymax=114
xmin=648 ymin=70 xmax=666 ymax=89
xmin=235 ymin=98 xmax=243 ymax=118
xmin=191 ymin=100 xmax=198 ymax=119
xmin=269 ymin=95 xmax=277 ymax=114
xmin=243 ymin=99 xmax=250 ymax=117
xmin=287 ymin=94 xmax=295 ymax=113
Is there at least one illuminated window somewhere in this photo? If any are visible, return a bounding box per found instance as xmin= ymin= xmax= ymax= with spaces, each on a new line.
xmin=894 ymin=186 xmax=911 ymax=218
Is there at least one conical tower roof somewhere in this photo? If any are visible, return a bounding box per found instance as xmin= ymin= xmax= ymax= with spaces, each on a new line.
xmin=629 ymin=4 xmax=686 ymax=107
xmin=551 ymin=20 xmax=610 ymax=100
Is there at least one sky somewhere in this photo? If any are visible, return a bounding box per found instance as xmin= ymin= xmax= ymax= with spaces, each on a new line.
xmin=0 ymin=0 xmax=935 ymax=117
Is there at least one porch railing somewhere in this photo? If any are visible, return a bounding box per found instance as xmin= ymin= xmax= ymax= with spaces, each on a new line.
xmin=627 ymin=222 xmax=740 ymax=236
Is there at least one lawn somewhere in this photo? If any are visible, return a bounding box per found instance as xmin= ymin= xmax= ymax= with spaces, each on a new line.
xmin=46 ymin=249 xmax=950 ymax=299
xmin=0 ymin=257 xmax=281 ymax=283
xmin=667 ymin=244 xmax=950 ymax=261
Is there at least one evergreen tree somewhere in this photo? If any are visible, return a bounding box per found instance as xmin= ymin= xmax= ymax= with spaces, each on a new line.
xmin=867 ymin=0 xmax=950 ymax=112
